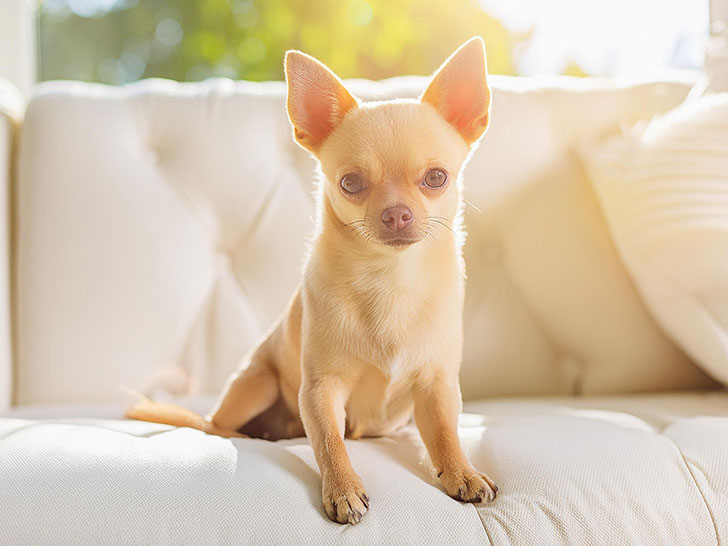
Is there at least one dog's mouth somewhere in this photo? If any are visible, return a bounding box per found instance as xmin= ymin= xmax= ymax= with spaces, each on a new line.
xmin=380 ymin=237 xmax=421 ymax=248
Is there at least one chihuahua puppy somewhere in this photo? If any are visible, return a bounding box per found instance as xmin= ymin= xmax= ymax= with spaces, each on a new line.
xmin=127 ymin=37 xmax=497 ymax=524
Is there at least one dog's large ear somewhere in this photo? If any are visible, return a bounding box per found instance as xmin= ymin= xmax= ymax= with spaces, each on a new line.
xmin=285 ymin=51 xmax=359 ymax=154
xmin=421 ymin=37 xmax=491 ymax=145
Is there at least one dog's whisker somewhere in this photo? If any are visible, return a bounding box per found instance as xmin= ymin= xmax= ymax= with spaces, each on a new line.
xmin=427 ymin=218 xmax=457 ymax=238
xmin=464 ymin=199 xmax=482 ymax=214
xmin=347 ymin=218 xmax=379 ymax=245
xmin=425 ymin=228 xmax=436 ymax=243
xmin=423 ymin=221 xmax=445 ymax=243
xmin=416 ymin=226 xmax=432 ymax=244
xmin=435 ymin=221 xmax=456 ymax=236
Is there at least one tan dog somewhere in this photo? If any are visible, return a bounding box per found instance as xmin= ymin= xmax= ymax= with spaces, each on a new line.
xmin=127 ymin=37 xmax=497 ymax=524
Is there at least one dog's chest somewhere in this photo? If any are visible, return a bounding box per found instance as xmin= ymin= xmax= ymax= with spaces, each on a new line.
xmin=353 ymin=274 xmax=431 ymax=356
xmin=345 ymin=353 xmax=415 ymax=438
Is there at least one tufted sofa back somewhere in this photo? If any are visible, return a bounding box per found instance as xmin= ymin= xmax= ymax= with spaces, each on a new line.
xmin=0 ymin=79 xmax=19 ymax=410
xmin=12 ymin=75 xmax=716 ymax=406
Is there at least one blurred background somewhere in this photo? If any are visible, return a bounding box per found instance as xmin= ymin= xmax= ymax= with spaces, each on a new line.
xmin=37 ymin=0 xmax=709 ymax=84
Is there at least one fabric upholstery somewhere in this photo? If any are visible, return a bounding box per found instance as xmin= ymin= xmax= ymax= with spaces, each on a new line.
xmin=465 ymin=392 xmax=728 ymax=545
xmin=2 ymin=391 xmax=727 ymax=545
xmin=581 ymin=93 xmax=728 ymax=386
xmin=4 ymin=74 xmax=728 ymax=545
xmin=14 ymin=75 xmax=715 ymax=405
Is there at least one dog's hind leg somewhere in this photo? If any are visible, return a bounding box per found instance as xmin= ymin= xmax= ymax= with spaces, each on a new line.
xmin=128 ymin=336 xmax=283 ymax=438
xmin=206 ymin=355 xmax=280 ymax=433
xmin=207 ymin=289 xmax=303 ymax=436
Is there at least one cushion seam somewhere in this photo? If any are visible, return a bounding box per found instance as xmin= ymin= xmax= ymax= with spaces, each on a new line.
xmin=471 ymin=504 xmax=494 ymax=546
xmin=661 ymin=432 xmax=720 ymax=546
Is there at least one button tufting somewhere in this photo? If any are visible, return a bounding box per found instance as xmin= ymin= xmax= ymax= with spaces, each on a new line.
xmin=560 ymin=356 xmax=583 ymax=394
xmin=146 ymin=148 xmax=160 ymax=165
xmin=215 ymin=245 xmax=234 ymax=266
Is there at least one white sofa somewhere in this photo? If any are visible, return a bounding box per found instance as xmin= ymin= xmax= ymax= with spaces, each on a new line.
xmin=0 ymin=73 xmax=726 ymax=545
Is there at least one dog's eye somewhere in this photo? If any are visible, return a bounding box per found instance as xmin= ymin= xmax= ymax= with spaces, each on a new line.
xmin=340 ymin=173 xmax=366 ymax=194
xmin=424 ymin=168 xmax=448 ymax=188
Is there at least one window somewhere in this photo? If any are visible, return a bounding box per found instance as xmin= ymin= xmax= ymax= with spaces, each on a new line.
xmin=480 ymin=0 xmax=708 ymax=76
xmin=37 ymin=0 xmax=710 ymax=84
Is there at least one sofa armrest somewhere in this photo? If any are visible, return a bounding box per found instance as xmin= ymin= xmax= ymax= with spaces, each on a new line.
xmin=0 ymin=79 xmax=21 ymax=411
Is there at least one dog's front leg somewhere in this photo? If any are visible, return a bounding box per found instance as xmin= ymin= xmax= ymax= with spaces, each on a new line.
xmin=413 ymin=371 xmax=498 ymax=503
xmin=299 ymin=374 xmax=369 ymax=524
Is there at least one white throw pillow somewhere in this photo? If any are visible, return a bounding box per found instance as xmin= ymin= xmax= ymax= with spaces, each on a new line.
xmin=580 ymin=93 xmax=728 ymax=385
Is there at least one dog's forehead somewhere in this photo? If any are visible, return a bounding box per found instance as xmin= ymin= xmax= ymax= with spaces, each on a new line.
xmin=324 ymin=100 xmax=467 ymax=178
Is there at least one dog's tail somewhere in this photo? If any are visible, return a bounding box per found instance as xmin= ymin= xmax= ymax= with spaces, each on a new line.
xmin=125 ymin=398 xmax=245 ymax=438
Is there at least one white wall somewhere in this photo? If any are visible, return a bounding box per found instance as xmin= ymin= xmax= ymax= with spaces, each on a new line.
xmin=0 ymin=0 xmax=36 ymax=98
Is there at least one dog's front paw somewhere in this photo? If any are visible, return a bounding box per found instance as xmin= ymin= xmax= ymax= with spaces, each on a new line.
xmin=322 ymin=474 xmax=369 ymax=524
xmin=439 ymin=466 xmax=498 ymax=503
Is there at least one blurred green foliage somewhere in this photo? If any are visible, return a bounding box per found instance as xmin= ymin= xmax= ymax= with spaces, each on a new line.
xmin=39 ymin=0 xmax=525 ymax=84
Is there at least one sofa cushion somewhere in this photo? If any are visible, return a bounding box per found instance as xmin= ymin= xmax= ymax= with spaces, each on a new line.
xmin=0 ymin=414 xmax=487 ymax=546
xmin=15 ymin=76 xmax=714 ymax=405
xmin=2 ymin=391 xmax=726 ymax=545
xmin=581 ymin=93 xmax=728 ymax=386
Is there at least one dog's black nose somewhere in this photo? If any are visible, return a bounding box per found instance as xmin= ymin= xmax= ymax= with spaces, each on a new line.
xmin=381 ymin=206 xmax=413 ymax=232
